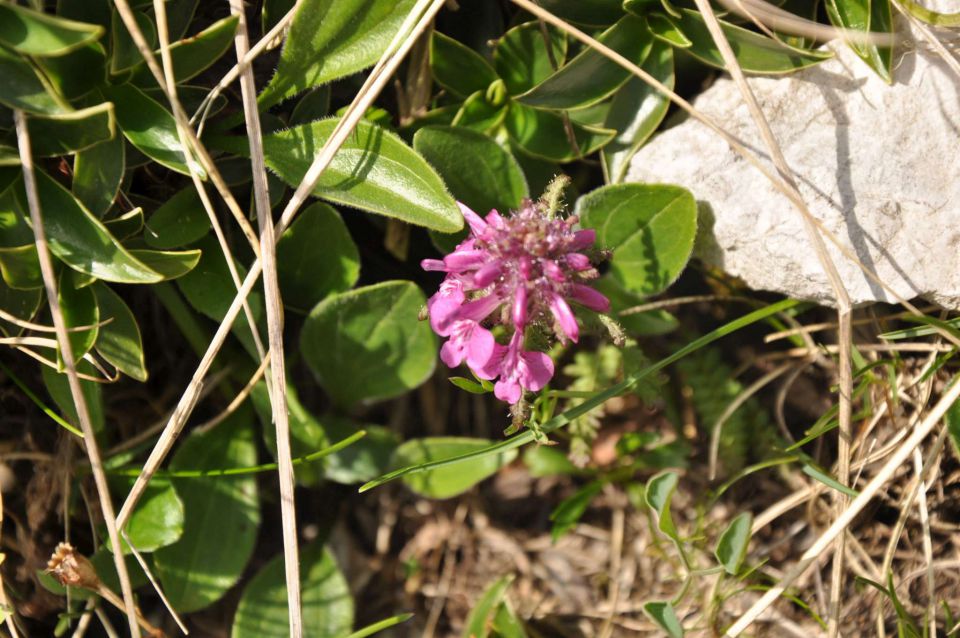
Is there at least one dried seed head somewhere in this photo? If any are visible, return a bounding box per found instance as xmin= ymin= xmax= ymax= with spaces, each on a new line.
xmin=46 ymin=542 xmax=101 ymax=590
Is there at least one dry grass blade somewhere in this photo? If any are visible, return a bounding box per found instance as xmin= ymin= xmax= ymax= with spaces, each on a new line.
xmin=13 ymin=110 xmax=142 ymax=638
xmin=229 ymin=0 xmax=301 ymax=634
xmin=724 ymin=378 xmax=960 ymax=636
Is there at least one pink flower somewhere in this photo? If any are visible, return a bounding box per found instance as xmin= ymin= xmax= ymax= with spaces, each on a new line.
xmin=422 ymin=200 xmax=608 ymax=405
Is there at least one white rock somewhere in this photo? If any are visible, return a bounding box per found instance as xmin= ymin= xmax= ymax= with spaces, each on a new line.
xmin=627 ymin=20 xmax=960 ymax=309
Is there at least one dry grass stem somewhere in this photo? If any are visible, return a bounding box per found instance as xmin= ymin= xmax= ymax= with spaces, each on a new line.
xmin=14 ymin=110 xmax=142 ymax=638
xmin=229 ymin=0 xmax=302 ymax=633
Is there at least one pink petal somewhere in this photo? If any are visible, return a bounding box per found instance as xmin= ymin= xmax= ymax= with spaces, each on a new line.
xmin=421 ymin=259 xmax=447 ymax=272
xmin=570 ymin=284 xmax=610 ymax=312
xmin=475 ymin=343 xmax=506 ymax=380
xmin=570 ymin=229 xmax=596 ymax=251
xmin=429 ymin=296 xmax=462 ymax=336
xmin=520 ymin=350 xmax=554 ymax=392
xmin=542 ymin=259 xmax=565 ymax=282
xmin=458 ymin=293 xmax=502 ymax=323
xmin=494 ymin=378 xmax=522 ymax=404
xmin=473 ymin=260 xmax=503 ymax=287
xmin=565 ymin=253 xmax=591 ymax=271
xmin=444 ymin=249 xmax=488 ymax=271
xmin=549 ymin=294 xmax=579 ymax=343
xmin=457 ymin=202 xmax=487 ymax=236
xmin=465 ymin=325 xmax=495 ymax=369
xmin=512 ymin=285 xmax=527 ymax=329
xmin=439 ymin=339 xmax=464 ymax=368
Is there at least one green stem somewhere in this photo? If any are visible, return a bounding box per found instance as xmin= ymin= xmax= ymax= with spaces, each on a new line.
xmin=0 ymin=358 xmax=83 ymax=437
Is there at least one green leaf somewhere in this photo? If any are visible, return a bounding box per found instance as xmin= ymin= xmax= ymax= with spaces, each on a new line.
xmin=0 ymin=278 xmax=41 ymax=334
xmin=144 ymin=186 xmax=211 ymax=248
xmin=0 ymin=245 xmax=41 ymax=289
xmin=430 ymin=31 xmax=500 ymax=99
xmin=301 ymin=281 xmax=436 ymax=407
xmin=494 ymin=22 xmax=567 ymax=96
xmin=393 ymin=437 xmax=518 ymax=499
xmin=276 ymin=202 xmax=359 ymax=313
xmin=73 ymin=130 xmax=124 ymax=216
xmin=449 ymin=376 xmax=488 ymax=395
xmin=155 ymin=409 xmax=260 ymax=613
xmin=532 ymin=0 xmax=625 ymax=26
xmin=642 ymin=601 xmax=684 ymax=637
xmin=130 ymin=15 xmax=239 ymax=87
xmin=42 ymin=360 xmax=104 ymax=437
xmin=289 ymin=86 xmax=331 ymax=125
xmin=92 ymin=282 xmax=147 ymax=381
xmin=57 ymin=269 xmax=99 ymax=366
xmin=506 ymin=103 xmax=615 ymax=162
xmin=825 ymin=0 xmax=893 ymax=82
xmin=550 ymin=481 xmax=602 ymax=541
xmin=492 ymin=601 xmax=527 ymax=638
xmin=644 ymin=470 xmax=679 ymax=541
xmin=101 ymin=83 xmax=196 ymax=176
xmin=0 ymin=3 xmax=103 ymax=57
xmin=602 ymin=42 xmax=674 ymax=183
xmin=103 ymin=207 xmax=143 ymax=240
xmin=322 ymin=422 xmax=397 ymax=485
xmin=947 ymin=380 xmax=960 ymax=459
xmin=247 ymin=118 xmax=461 ymax=232
xmin=802 ymin=463 xmax=859 ymax=497
xmin=715 ymin=512 xmax=752 ymax=575
xmin=451 ymin=90 xmax=508 ymax=134
xmin=413 ymin=126 xmax=528 ymax=219
xmin=175 ymin=235 xmax=262 ymax=354
xmin=518 ymin=16 xmax=653 ymax=110
xmin=522 ymin=445 xmax=578 ymax=478
xmin=577 ymin=183 xmax=697 ymax=295
xmin=22 ymin=103 xmax=115 ymax=156
xmin=343 ymin=614 xmax=415 ymax=638
xmin=258 ymin=0 xmax=417 ymax=108
xmin=674 ymin=9 xmax=830 ymax=73
xmin=232 ymin=541 xmax=354 ymax=638
xmin=592 ymin=275 xmax=679 ymax=336
xmin=0 ymin=45 xmax=68 ymax=114
xmin=463 ymin=575 xmax=515 ymax=638
xmin=128 ymin=248 xmax=201 ymax=281
xmin=647 ymin=12 xmax=692 ymax=47
xmin=110 ymin=8 xmax=155 ymax=74
xmin=36 ymin=42 xmax=108 ymax=101
xmin=8 ymin=171 xmax=163 ymax=283
xmin=108 ymin=477 xmax=184 ymax=553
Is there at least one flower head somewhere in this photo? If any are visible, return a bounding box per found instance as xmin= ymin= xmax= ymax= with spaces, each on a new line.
xmin=422 ymin=199 xmax=609 ymax=404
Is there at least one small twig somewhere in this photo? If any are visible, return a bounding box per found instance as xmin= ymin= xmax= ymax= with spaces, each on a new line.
xmin=912 ymin=448 xmax=936 ymax=638
xmin=15 ymin=110 xmax=142 ymax=638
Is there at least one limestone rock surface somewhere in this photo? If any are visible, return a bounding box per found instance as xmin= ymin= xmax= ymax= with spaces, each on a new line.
xmin=627 ymin=21 xmax=960 ymax=308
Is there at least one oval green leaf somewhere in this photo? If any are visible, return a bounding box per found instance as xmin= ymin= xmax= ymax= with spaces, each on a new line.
xmin=0 ymin=244 xmax=41 ymax=289
xmin=248 ymin=118 xmax=461 ymax=232
xmin=101 ymin=83 xmax=195 ymax=176
xmin=22 ymin=103 xmax=115 ymax=157
xmin=57 ymin=269 xmax=99 ymax=366
xmin=9 ymin=171 xmax=162 ymax=284
xmin=647 ymin=12 xmax=692 ymax=47
xmin=825 ymin=0 xmax=893 ymax=82
xmin=276 ymin=202 xmax=359 ymax=313
xmin=602 ymin=41 xmax=674 ymax=183
xmin=643 ymin=601 xmax=684 ymax=637
xmin=130 ymin=15 xmax=239 ymax=87
xmin=518 ymin=16 xmax=653 ymax=110
xmin=0 ymin=3 xmax=103 ymax=57
xmin=506 ymin=103 xmax=615 ymax=163
xmin=300 ymin=281 xmax=437 ymax=407
xmin=93 ymin=282 xmax=147 ymax=381
xmin=73 ymin=130 xmax=124 ymax=216
xmin=392 ymin=437 xmax=518 ymax=500
xmin=258 ymin=0 xmax=417 ymax=109
xmin=644 ymin=470 xmax=679 ymax=541
xmin=144 ymin=186 xmax=211 ymax=249
xmin=231 ymin=541 xmax=354 ymax=638
xmin=673 ymin=9 xmax=830 ymax=73
xmin=430 ymin=31 xmax=500 ymax=99
xmin=128 ymin=248 xmax=201 ymax=281
xmin=463 ymin=575 xmax=515 ymax=638
xmin=0 ymin=46 xmax=68 ymax=114
xmin=413 ymin=126 xmax=528 ymax=219
xmin=715 ymin=511 xmax=752 ymax=575
xmin=108 ymin=478 xmax=184 ymax=554
xmin=451 ymin=90 xmax=508 ymax=134
xmin=494 ymin=22 xmax=567 ymax=96
xmin=155 ymin=409 xmax=260 ymax=613
xmin=576 ymin=183 xmax=696 ymax=296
